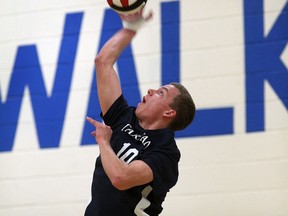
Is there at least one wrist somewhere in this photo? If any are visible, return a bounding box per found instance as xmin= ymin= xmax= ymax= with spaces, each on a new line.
xmin=98 ymin=140 xmax=110 ymax=146
xmin=122 ymin=16 xmax=145 ymax=32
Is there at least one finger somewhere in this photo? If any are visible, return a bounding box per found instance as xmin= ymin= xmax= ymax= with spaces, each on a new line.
xmin=86 ymin=117 xmax=102 ymax=127
xmin=144 ymin=10 xmax=153 ymax=21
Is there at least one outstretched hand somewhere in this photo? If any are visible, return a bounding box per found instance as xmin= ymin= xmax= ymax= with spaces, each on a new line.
xmin=86 ymin=117 xmax=112 ymax=145
xmin=119 ymin=9 xmax=153 ymax=23
xmin=119 ymin=9 xmax=153 ymax=32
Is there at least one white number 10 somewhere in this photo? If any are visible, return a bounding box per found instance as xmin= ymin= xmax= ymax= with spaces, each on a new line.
xmin=117 ymin=143 xmax=139 ymax=164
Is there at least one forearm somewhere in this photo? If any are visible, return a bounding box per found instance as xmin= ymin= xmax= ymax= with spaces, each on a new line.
xmin=98 ymin=141 xmax=129 ymax=189
xmin=96 ymin=29 xmax=136 ymax=66
xmin=98 ymin=142 xmax=153 ymax=190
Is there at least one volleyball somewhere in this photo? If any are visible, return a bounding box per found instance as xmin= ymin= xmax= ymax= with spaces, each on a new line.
xmin=107 ymin=0 xmax=147 ymax=15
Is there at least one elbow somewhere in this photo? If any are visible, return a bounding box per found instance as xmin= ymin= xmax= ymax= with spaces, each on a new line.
xmin=110 ymin=176 xmax=129 ymax=191
xmin=94 ymin=51 xmax=115 ymax=69
xmin=94 ymin=54 xmax=110 ymax=76
xmin=94 ymin=54 xmax=105 ymax=68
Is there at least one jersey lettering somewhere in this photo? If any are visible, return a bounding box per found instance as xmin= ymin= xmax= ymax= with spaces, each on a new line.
xmin=121 ymin=124 xmax=151 ymax=148
xmin=117 ymin=143 xmax=139 ymax=164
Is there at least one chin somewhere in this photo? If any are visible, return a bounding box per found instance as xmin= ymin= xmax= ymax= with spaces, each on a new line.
xmin=135 ymin=108 xmax=140 ymax=117
xmin=135 ymin=108 xmax=143 ymax=120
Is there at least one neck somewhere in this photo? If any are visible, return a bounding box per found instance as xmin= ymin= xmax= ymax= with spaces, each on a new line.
xmin=138 ymin=118 xmax=169 ymax=131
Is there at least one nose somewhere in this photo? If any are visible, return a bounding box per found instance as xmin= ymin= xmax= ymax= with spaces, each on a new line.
xmin=147 ymin=89 xmax=155 ymax=96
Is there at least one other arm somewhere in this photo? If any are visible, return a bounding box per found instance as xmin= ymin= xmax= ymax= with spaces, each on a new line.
xmin=87 ymin=117 xmax=153 ymax=190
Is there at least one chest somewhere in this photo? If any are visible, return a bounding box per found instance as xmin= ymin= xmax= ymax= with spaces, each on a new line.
xmin=110 ymin=123 xmax=152 ymax=164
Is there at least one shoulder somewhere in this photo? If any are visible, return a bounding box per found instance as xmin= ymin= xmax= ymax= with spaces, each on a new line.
xmin=102 ymin=95 xmax=135 ymax=126
xmin=141 ymin=129 xmax=180 ymax=165
xmin=147 ymin=129 xmax=178 ymax=152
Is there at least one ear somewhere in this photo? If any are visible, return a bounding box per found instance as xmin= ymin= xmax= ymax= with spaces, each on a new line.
xmin=163 ymin=110 xmax=176 ymax=118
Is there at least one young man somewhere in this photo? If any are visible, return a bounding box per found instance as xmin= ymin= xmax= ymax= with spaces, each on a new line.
xmin=85 ymin=10 xmax=195 ymax=216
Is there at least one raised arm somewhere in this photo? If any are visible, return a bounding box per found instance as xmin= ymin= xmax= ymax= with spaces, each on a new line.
xmin=95 ymin=29 xmax=136 ymax=115
xmin=95 ymin=11 xmax=152 ymax=115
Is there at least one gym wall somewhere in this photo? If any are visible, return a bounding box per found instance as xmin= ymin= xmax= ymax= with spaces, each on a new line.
xmin=0 ymin=0 xmax=287 ymax=215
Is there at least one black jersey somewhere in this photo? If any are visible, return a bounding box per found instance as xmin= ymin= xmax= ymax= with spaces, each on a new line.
xmin=85 ymin=95 xmax=180 ymax=216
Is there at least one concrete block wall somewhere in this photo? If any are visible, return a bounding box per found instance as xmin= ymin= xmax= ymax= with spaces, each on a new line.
xmin=0 ymin=0 xmax=287 ymax=215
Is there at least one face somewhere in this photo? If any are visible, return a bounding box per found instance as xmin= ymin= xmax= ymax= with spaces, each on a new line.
xmin=135 ymin=84 xmax=179 ymax=123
